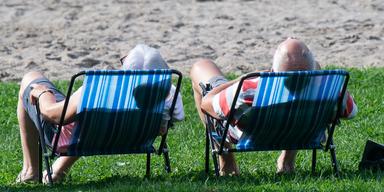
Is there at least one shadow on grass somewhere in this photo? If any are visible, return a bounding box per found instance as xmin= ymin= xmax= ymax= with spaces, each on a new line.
xmin=4 ymin=174 xmax=152 ymax=192
xmin=340 ymin=169 xmax=383 ymax=181
xmin=4 ymin=168 xmax=382 ymax=191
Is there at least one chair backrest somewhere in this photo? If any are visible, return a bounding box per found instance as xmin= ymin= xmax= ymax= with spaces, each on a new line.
xmin=60 ymin=70 xmax=173 ymax=156
xmin=231 ymin=70 xmax=349 ymax=151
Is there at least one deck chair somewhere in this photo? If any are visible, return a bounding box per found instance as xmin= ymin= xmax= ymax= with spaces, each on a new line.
xmin=201 ymin=70 xmax=349 ymax=176
xmin=34 ymin=69 xmax=182 ymax=185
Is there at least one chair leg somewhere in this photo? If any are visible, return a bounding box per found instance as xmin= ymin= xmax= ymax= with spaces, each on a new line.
xmin=312 ymin=149 xmax=317 ymax=175
xmin=37 ymin=131 xmax=53 ymax=185
xmin=330 ymin=147 xmax=340 ymax=177
xmin=38 ymin=142 xmax=43 ymax=183
xmin=162 ymin=144 xmax=171 ymax=173
xmin=205 ymin=128 xmax=210 ymax=174
xmin=146 ymin=153 xmax=151 ymax=178
xmin=42 ymin=150 xmax=53 ymax=186
xmin=212 ymin=152 xmax=220 ymax=177
xmin=35 ymin=108 xmax=53 ymax=185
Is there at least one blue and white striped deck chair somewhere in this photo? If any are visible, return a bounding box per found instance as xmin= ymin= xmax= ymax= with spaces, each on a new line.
xmin=202 ymin=70 xmax=349 ymax=176
xmin=35 ymin=69 xmax=182 ymax=185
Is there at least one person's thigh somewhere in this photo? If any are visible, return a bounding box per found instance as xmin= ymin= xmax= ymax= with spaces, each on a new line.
xmin=190 ymin=59 xmax=228 ymax=121
xmin=22 ymin=77 xmax=66 ymax=146
xmin=19 ymin=71 xmax=45 ymax=96
xmin=190 ymin=59 xmax=225 ymax=90
xmin=22 ymin=78 xmax=65 ymax=114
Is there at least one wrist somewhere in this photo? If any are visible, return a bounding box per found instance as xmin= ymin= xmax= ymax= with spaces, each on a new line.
xmin=38 ymin=89 xmax=54 ymax=101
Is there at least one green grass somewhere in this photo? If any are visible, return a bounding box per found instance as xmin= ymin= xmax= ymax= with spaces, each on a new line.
xmin=1 ymin=68 xmax=383 ymax=191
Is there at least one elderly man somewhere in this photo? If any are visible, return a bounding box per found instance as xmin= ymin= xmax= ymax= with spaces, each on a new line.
xmin=16 ymin=44 xmax=184 ymax=184
xmin=190 ymin=37 xmax=357 ymax=175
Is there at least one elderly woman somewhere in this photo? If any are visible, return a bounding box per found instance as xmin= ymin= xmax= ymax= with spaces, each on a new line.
xmin=16 ymin=44 xmax=184 ymax=184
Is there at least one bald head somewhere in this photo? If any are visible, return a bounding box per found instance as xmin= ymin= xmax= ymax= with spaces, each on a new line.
xmin=272 ymin=38 xmax=316 ymax=72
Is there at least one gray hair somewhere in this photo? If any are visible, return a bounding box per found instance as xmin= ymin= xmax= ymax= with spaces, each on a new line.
xmin=122 ymin=44 xmax=169 ymax=70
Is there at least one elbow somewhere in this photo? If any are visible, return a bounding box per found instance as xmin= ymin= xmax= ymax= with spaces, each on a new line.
xmin=201 ymin=95 xmax=222 ymax=119
xmin=341 ymin=104 xmax=358 ymax=120
xmin=176 ymin=114 xmax=185 ymax=121
xmin=201 ymin=96 xmax=212 ymax=114
xmin=174 ymin=111 xmax=185 ymax=122
xmin=346 ymin=106 xmax=358 ymax=119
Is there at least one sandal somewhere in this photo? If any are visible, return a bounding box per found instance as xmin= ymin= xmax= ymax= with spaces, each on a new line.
xmin=42 ymin=170 xmax=68 ymax=184
xmin=15 ymin=172 xmax=39 ymax=184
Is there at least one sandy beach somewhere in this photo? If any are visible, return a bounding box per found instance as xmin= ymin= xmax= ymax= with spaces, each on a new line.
xmin=1 ymin=0 xmax=383 ymax=82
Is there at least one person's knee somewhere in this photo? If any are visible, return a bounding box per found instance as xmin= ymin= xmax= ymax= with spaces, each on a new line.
xmin=190 ymin=59 xmax=215 ymax=77
xmin=21 ymin=71 xmax=44 ymax=86
xmin=190 ymin=58 xmax=222 ymax=83
xmin=19 ymin=71 xmax=44 ymax=98
xmin=190 ymin=59 xmax=213 ymax=90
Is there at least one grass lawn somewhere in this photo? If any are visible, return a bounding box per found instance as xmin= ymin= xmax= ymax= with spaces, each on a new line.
xmin=0 ymin=68 xmax=383 ymax=191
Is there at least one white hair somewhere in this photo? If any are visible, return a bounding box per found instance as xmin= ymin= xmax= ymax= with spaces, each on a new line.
xmin=122 ymin=44 xmax=169 ymax=70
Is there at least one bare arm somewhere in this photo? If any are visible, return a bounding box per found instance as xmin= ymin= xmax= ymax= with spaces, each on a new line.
xmin=201 ymin=76 xmax=242 ymax=119
xmin=30 ymin=84 xmax=82 ymax=124
xmin=201 ymin=69 xmax=271 ymax=119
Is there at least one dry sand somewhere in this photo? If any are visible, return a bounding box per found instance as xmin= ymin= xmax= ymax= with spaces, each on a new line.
xmin=1 ymin=0 xmax=383 ymax=82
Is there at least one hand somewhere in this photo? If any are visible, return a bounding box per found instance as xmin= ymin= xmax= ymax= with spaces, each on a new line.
xmin=29 ymin=84 xmax=50 ymax=105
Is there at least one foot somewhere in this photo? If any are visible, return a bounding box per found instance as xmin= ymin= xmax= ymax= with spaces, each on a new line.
xmin=219 ymin=154 xmax=240 ymax=176
xmin=219 ymin=165 xmax=240 ymax=176
xmin=42 ymin=170 xmax=67 ymax=184
xmin=15 ymin=172 xmax=39 ymax=184
xmin=276 ymin=161 xmax=295 ymax=174
xmin=276 ymin=150 xmax=297 ymax=174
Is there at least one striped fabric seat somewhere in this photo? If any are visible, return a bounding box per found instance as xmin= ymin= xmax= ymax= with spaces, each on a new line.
xmin=235 ymin=70 xmax=348 ymax=151
xmin=63 ymin=70 xmax=172 ymax=156
xmin=203 ymin=69 xmax=349 ymax=176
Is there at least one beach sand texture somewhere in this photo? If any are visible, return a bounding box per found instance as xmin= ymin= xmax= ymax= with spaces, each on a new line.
xmin=1 ymin=0 xmax=383 ymax=81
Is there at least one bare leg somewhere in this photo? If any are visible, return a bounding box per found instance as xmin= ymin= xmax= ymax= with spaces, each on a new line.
xmin=190 ymin=59 xmax=239 ymax=176
xmin=190 ymin=59 xmax=224 ymax=123
xmin=17 ymin=71 xmax=78 ymax=183
xmin=276 ymin=150 xmax=298 ymax=173
xmin=43 ymin=156 xmax=79 ymax=183
xmin=16 ymin=72 xmax=46 ymax=182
